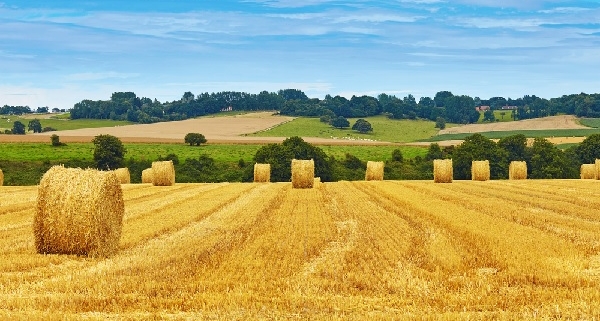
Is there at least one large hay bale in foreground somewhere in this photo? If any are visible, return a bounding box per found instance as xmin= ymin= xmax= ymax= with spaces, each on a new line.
xmin=365 ymin=161 xmax=384 ymax=181
xmin=114 ymin=167 xmax=130 ymax=184
xmin=433 ymin=159 xmax=453 ymax=183
xmin=253 ymin=163 xmax=271 ymax=183
xmin=471 ymin=160 xmax=490 ymax=181
xmin=141 ymin=168 xmax=153 ymax=184
xmin=292 ymin=159 xmax=314 ymax=189
xmin=581 ymin=164 xmax=597 ymax=179
xmin=509 ymin=161 xmax=527 ymax=180
xmin=34 ymin=166 xmax=124 ymax=257
xmin=0 ymin=169 xmax=3 ymax=186
xmin=152 ymin=161 xmax=175 ymax=186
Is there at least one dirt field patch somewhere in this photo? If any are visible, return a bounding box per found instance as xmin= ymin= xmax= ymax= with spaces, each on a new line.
xmin=439 ymin=115 xmax=587 ymax=135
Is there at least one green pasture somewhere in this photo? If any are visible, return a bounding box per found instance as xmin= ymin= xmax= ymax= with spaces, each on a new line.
xmin=249 ymin=115 xmax=439 ymax=143
xmin=477 ymin=110 xmax=514 ymax=123
xmin=0 ymin=142 xmax=428 ymax=163
xmin=0 ymin=114 xmax=131 ymax=132
xmin=428 ymin=128 xmax=600 ymax=142
xmin=579 ymin=118 xmax=600 ymax=128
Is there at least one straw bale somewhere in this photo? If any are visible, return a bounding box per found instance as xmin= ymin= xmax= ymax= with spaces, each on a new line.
xmin=152 ymin=161 xmax=175 ymax=186
xmin=365 ymin=161 xmax=384 ymax=181
xmin=114 ymin=167 xmax=130 ymax=184
xmin=253 ymin=163 xmax=271 ymax=183
xmin=581 ymin=164 xmax=597 ymax=179
xmin=433 ymin=159 xmax=453 ymax=183
xmin=34 ymin=166 xmax=124 ymax=257
xmin=141 ymin=168 xmax=153 ymax=183
xmin=0 ymin=169 xmax=3 ymax=186
xmin=471 ymin=160 xmax=490 ymax=181
xmin=292 ymin=159 xmax=314 ymax=189
xmin=596 ymin=159 xmax=600 ymax=180
xmin=509 ymin=161 xmax=527 ymax=180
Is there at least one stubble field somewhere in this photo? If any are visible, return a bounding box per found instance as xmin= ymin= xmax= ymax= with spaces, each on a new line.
xmin=1 ymin=180 xmax=600 ymax=319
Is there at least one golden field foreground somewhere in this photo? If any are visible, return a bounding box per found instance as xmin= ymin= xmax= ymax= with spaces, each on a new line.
xmin=2 ymin=180 xmax=600 ymax=319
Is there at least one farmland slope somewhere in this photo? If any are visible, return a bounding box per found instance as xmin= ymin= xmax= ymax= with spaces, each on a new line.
xmin=1 ymin=180 xmax=600 ymax=319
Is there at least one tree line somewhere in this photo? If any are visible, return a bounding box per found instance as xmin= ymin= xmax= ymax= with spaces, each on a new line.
xmin=4 ymin=89 xmax=600 ymax=125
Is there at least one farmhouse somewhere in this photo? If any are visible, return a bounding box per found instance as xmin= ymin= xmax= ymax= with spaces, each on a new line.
xmin=475 ymin=105 xmax=490 ymax=111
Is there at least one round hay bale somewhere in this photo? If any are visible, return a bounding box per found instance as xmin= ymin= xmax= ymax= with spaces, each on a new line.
xmin=0 ymin=169 xmax=3 ymax=186
xmin=509 ymin=161 xmax=527 ymax=180
xmin=596 ymin=159 xmax=600 ymax=180
xmin=253 ymin=163 xmax=271 ymax=183
xmin=34 ymin=166 xmax=124 ymax=257
xmin=152 ymin=161 xmax=175 ymax=186
xmin=365 ymin=161 xmax=384 ymax=181
xmin=291 ymin=159 xmax=314 ymax=189
xmin=114 ymin=167 xmax=130 ymax=184
xmin=581 ymin=164 xmax=597 ymax=179
xmin=433 ymin=159 xmax=453 ymax=183
xmin=471 ymin=160 xmax=490 ymax=181
xmin=141 ymin=168 xmax=153 ymax=184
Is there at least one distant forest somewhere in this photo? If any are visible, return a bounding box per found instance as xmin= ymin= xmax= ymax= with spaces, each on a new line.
xmin=3 ymin=89 xmax=600 ymax=124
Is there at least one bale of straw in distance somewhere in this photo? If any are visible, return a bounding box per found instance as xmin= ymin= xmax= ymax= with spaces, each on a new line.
xmin=253 ymin=163 xmax=271 ymax=183
xmin=292 ymin=159 xmax=314 ymax=189
xmin=34 ymin=166 xmax=125 ymax=257
xmin=581 ymin=164 xmax=597 ymax=179
xmin=471 ymin=160 xmax=490 ymax=181
xmin=141 ymin=168 xmax=153 ymax=183
xmin=596 ymin=159 xmax=600 ymax=180
xmin=365 ymin=161 xmax=384 ymax=181
xmin=152 ymin=161 xmax=175 ymax=186
xmin=114 ymin=167 xmax=130 ymax=184
xmin=509 ymin=161 xmax=527 ymax=180
xmin=433 ymin=159 xmax=453 ymax=183
xmin=0 ymin=168 xmax=3 ymax=186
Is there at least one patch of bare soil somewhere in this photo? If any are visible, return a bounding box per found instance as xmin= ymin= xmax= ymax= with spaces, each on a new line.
xmin=439 ymin=115 xmax=587 ymax=135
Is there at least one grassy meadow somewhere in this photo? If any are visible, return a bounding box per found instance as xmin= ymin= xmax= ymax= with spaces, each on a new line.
xmin=476 ymin=109 xmax=515 ymax=123
xmin=249 ymin=115 xmax=439 ymax=143
xmin=0 ymin=114 xmax=131 ymax=132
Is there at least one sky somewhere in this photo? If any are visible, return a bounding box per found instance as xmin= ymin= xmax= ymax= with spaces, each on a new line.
xmin=1 ymin=0 xmax=600 ymax=109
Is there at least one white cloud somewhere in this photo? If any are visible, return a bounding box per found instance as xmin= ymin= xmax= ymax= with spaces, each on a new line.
xmin=65 ymin=72 xmax=140 ymax=81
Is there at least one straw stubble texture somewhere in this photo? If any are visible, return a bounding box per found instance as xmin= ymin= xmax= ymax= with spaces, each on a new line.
xmin=580 ymin=164 xmax=597 ymax=179
xmin=433 ymin=159 xmax=453 ymax=183
xmin=471 ymin=160 xmax=490 ymax=181
xmin=253 ymin=163 xmax=271 ymax=183
xmin=292 ymin=159 xmax=314 ymax=189
xmin=114 ymin=167 xmax=130 ymax=184
xmin=509 ymin=161 xmax=527 ymax=180
xmin=365 ymin=161 xmax=384 ymax=181
xmin=152 ymin=161 xmax=175 ymax=186
xmin=141 ymin=168 xmax=153 ymax=183
xmin=34 ymin=166 xmax=125 ymax=257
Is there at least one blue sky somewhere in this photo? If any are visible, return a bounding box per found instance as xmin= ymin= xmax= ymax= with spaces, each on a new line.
xmin=1 ymin=0 xmax=600 ymax=109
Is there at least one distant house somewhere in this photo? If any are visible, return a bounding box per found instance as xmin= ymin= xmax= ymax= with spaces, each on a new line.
xmin=475 ymin=105 xmax=490 ymax=111
xmin=501 ymin=105 xmax=517 ymax=110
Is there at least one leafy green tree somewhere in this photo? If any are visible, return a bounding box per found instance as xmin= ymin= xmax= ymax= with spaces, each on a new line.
xmin=435 ymin=117 xmax=446 ymax=130
xmin=483 ymin=110 xmax=496 ymax=122
xmin=342 ymin=153 xmax=365 ymax=170
xmin=498 ymin=134 xmax=528 ymax=161
xmin=574 ymin=134 xmax=600 ymax=164
xmin=92 ymin=134 xmax=126 ymax=170
xmin=391 ymin=149 xmax=404 ymax=163
xmin=452 ymin=134 xmax=508 ymax=179
xmin=331 ymin=116 xmax=350 ymax=129
xmin=50 ymin=134 xmax=64 ymax=147
xmin=253 ymin=136 xmax=332 ymax=182
xmin=184 ymin=133 xmax=207 ymax=146
xmin=28 ymin=119 xmax=42 ymax=133
xmin=11 ymin=121 xmax=25 ymax=135
xmin=425 ymin=143 xmax=444 ymax=161
xmin=529 ymin=138 xmax=576 ymax=179
xmin=352 ymin=119 xmax=373 ymax=133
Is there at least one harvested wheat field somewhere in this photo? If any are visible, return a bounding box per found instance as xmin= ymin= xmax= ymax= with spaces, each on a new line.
xmin=2 ymin=180 xmax=600 ymax=319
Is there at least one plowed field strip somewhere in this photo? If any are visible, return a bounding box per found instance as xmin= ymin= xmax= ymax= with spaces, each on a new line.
xmin=381 ymin=181 xmax=586 ymax=281
xmin=1 ymin=183 xmax=286 ymax=313
xmin=409 ymin=181 xmax=600 ymax=252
